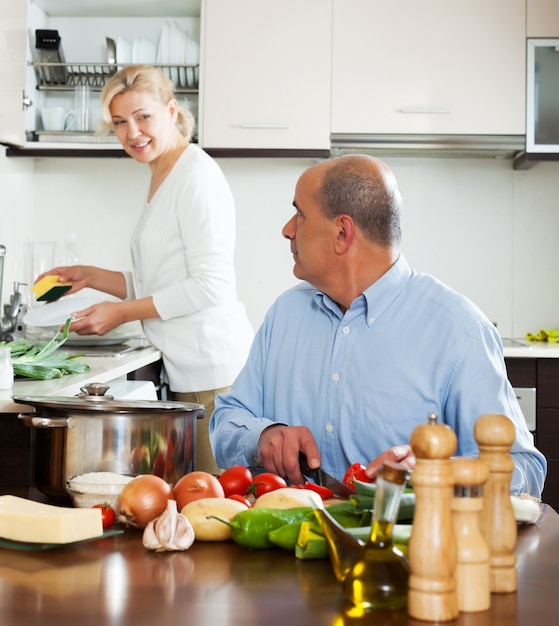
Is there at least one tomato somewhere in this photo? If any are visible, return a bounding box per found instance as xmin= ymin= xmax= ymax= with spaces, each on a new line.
xmin=249 ymin=472 xmax=287 ymax=498
xmin=218 ymin=465 xmax=254 ymax=497
xmin=343 ymin=462 xmax=373 ymax=491
xmin=93 ymin=503 xmax=116 ymax=530
xmin=228 ymin=493 xmax=252 ymax=507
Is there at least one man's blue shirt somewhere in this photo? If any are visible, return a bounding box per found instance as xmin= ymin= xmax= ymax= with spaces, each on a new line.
xmin=210 ymin=255 xmax=546 ymax=497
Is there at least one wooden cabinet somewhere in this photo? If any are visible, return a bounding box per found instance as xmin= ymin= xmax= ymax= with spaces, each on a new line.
xmin=199 ymin=0 xmax=332 ymax=152
xmin=331 ymin=0 xmax=526 ymax=137
xmin=506 ymin=357 xmax=559 ymax=511
xmin=528 ymin=0 xmax=559 ymax=36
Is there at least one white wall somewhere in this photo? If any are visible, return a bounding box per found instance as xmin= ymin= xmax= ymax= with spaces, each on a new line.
xmin=2 ymin=149 xmax=559 ymax=339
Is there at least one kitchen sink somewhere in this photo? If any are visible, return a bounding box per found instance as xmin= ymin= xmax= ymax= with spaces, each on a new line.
xmin=501 ymin=338 xmax=531 ymax=348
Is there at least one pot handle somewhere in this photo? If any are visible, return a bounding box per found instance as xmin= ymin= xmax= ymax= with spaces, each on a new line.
xmin=18 ymin=413 xmax=75 ymax=429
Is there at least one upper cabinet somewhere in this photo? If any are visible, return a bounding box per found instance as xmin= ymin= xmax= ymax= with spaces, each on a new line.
xmin=528 ymin=0 xmax=559 ymax=36
xmin=331 ymin=0 xmax=526 ymax=137
xmin=0 ymin=2 xmax=30 ymax=147
xmin=199 ymin=0 xmax=332 ymax=152
xmin=0 ymin=0 xmax=200 ymax=150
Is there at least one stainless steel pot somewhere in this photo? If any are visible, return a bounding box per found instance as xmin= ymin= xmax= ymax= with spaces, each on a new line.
xmin=13 ymin=383 xmax=205 ymax=502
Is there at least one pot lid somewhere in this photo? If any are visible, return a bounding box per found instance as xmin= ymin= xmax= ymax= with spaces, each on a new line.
xmin=12 ymin=383 xmax=205 ymax=415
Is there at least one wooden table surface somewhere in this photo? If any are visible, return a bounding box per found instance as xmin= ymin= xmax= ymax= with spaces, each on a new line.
xmin=0 ymin=502 xmax=557 ymax=626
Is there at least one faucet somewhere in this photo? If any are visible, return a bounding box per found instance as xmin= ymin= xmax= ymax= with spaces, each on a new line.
xmin=0 ymin=245 xmax=26 ymax=342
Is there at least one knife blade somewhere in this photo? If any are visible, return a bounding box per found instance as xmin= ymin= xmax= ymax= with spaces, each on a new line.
xmin=298 ymin=452 xmax=354 ymax=498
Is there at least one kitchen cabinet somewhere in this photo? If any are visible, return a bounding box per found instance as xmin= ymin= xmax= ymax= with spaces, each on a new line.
xmin=199 ymin=0 xmax=332 ymax=154
xmin=528 ymin=0 xmax=559 ymax=36
xmin=506 ymin=357 xmax=559 ymax=512
xmin=331 ymin=0 xmax=526 ymax=137
xmin=0 ymin=0 xmax=200 ymax=151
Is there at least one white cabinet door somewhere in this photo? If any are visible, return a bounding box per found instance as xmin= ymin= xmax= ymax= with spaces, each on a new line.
xmin=528 ymin=0 xmax=559 ymax=36
xmin=331 ymin=0 xmax=525 ymax=136
xmin=0 ymin=0 xmax=29 ymax=147
xmin=200 ymin=0 xmax=332 ymax=150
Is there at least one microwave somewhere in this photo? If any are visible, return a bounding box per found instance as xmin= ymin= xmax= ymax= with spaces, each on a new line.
xmin=526 ymin=39 xmax=559 ymax=153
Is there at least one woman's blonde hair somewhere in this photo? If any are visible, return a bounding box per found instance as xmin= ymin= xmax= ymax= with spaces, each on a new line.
xmin=99 ymin=64 xmax=195 ymax=141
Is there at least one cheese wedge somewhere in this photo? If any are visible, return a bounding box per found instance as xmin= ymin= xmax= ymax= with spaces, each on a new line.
xmin=0 ymin=496 xmax=103 ymax=544
xmin=32 ymin=275 xmax=72 ymax=302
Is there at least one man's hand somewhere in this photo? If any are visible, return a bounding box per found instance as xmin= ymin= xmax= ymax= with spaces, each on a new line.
xmin=257 ymin=424 xmax=320 ymax=485
xmin=364 ymin=445 xmax=416 ymax=481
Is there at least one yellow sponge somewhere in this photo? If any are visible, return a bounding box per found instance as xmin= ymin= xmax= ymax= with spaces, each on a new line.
xmin=32 ymin=275 xmax=72 ymax=302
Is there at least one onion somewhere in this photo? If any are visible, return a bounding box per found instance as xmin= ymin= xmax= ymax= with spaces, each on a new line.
xmin=118 ymin=474 xmax=173 ymax=529
xmin=174 ymin=471 xmax=225 ymax=510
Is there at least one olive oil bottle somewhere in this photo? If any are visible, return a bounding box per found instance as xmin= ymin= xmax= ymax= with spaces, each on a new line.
xmin=342 ymin=461 xmax=410 ymax=614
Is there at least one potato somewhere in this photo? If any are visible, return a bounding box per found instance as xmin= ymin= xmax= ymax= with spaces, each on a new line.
xmin=180 ymin=497 xmax=249 ymax=541
xmin=252 ymin=487 xmax=322 ymax=510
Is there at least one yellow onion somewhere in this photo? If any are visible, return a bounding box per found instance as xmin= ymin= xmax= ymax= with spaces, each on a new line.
xmin=174 ymin=471 xmax=225 ymax=510
xmin=118 ymin=474 xmax=173 ymax=529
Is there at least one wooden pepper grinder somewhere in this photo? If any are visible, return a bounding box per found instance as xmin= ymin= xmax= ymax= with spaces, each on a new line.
xmin=474 ymin=413 xmax=517 ymax=593
xmin=408 ymin=413 xmax=458 ymax=622
xmin=451 ymin=457 xmax=490 ymax=612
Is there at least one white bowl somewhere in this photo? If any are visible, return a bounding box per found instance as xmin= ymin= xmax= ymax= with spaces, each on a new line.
xmin=66 ymin=472 xmax=134 ymax=511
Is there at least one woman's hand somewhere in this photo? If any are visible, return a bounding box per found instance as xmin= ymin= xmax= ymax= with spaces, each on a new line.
xmin=34 ymin=265 xmax=90 ymax=296
xmin=68 ymin=301 xmax=126 ymax=336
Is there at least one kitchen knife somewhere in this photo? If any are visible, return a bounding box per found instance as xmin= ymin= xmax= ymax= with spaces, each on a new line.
xmin=298 ymin=452 xmax=354 ymax=498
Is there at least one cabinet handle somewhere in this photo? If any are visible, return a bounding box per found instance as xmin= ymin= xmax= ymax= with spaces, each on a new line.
xmin=397 ymin=107 xmax=451 ymax=114
xmin=239 ymin=123 xmax=290 ymax=130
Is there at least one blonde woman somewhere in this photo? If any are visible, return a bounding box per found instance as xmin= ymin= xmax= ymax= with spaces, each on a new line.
xmin=40 ymin=65 xmax=254 ymax=474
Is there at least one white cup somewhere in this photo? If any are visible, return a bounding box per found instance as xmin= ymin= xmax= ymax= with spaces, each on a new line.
xmin=41 ymin=107 xmax=74 ymax=132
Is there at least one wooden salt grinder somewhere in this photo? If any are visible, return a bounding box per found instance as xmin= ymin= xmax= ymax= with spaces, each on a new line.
xmin=474 ymin=413 xmax=517 ymax=593
xmin=407 ymin=413 xmax=458 ymax=622
xmin=452 ymin=457 xmax=491 ymax=612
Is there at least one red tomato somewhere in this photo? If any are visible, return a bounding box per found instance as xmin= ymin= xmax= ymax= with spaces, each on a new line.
xmin=93 ymin=503 xmax=116 ymax=529
xmin=343 ymin=463 xmax=373 ymax=491
xmin=250 ymin=472 xmax=287 ymax=498
xmin=218 ymin=465 xmax=254 ymax=497
xmin=228 ymin=493 xmax=252 ymax=507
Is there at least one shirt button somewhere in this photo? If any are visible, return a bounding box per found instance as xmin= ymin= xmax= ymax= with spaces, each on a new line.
xmin=326 ymin=424 xmax=333 ymax=433
xmin=332 ymin=373 xmax=340 ymax=382
xmin=368 ymin=317 xmax=375 ymax=325
xmin=342 ymin=326 xmax=350 ymax=334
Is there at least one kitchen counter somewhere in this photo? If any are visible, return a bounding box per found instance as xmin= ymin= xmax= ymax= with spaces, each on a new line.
xmin=0 ymin=341 xmax=162 ymax=413
xmin=502 ymin=338 xmax=559 ymax=358
xmin=0 ymin=491 xmax=556 ymax=626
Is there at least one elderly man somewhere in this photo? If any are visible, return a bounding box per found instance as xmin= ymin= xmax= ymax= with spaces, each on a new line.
xmin=209 ymin=155 xmax=546 ymax=497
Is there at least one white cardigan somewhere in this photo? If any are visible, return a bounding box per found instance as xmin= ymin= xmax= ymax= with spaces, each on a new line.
xmin=125 ymin=144 xmax=254 ymax=392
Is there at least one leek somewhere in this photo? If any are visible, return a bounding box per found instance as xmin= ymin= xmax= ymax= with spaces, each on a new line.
xmin=1 ymin=318 xmax=91 ymax=380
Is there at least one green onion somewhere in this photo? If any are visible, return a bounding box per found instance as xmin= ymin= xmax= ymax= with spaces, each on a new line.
xmin=2 ymin=318 xmax=91 ymax=380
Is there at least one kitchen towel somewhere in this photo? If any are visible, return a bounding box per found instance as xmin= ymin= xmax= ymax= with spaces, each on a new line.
xmin=525 ymin=328 xmax=559 ymax=342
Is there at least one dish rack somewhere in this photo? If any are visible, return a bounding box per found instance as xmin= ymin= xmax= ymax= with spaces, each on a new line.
xmin=32 ymin=62 xmax=199 ymax=92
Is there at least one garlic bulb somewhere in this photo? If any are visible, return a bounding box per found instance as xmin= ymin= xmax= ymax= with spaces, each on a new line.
xmin=142 ymin=499 xmax=195 ymax=552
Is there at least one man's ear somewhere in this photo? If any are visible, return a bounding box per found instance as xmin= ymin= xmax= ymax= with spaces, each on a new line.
xmin=334 ymin=215 xmax=355 ymax=253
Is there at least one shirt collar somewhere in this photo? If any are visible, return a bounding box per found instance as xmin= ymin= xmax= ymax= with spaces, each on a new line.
xmin=312 ymin=254 xmax=413 ymax=325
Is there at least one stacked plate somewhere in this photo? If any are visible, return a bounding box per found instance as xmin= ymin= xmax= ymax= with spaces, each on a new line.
xmin=156 ymin=20 xmax=199 ymax=88
xmin=111 ymin=22 xmax=199 ymax=89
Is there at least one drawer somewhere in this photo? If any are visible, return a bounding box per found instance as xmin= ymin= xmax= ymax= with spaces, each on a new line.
xmin=505 ymin=358 xmax=537 ymax=387
xmin=535 ymin=408 xmax=559 ymax=458
xmin=542 ymin=459 xmax=559 ymax=512
xmin=537 ymin=360 xmax=559 ymax=407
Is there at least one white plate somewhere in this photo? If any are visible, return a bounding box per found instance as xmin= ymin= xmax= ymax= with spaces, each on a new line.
xmin=64 ymin=331 xmax=142 ymax=347
xmin=23 ymin=296 xmax=104 ymax=329
xmin=117 ymin=36 xmax=132 ymax=65
xmin=156 ymin=21 xmax=171 ymax=64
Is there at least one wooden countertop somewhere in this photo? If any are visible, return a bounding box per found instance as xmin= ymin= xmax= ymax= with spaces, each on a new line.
xmin=0 ymin=492 xmax=556 ymax=626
